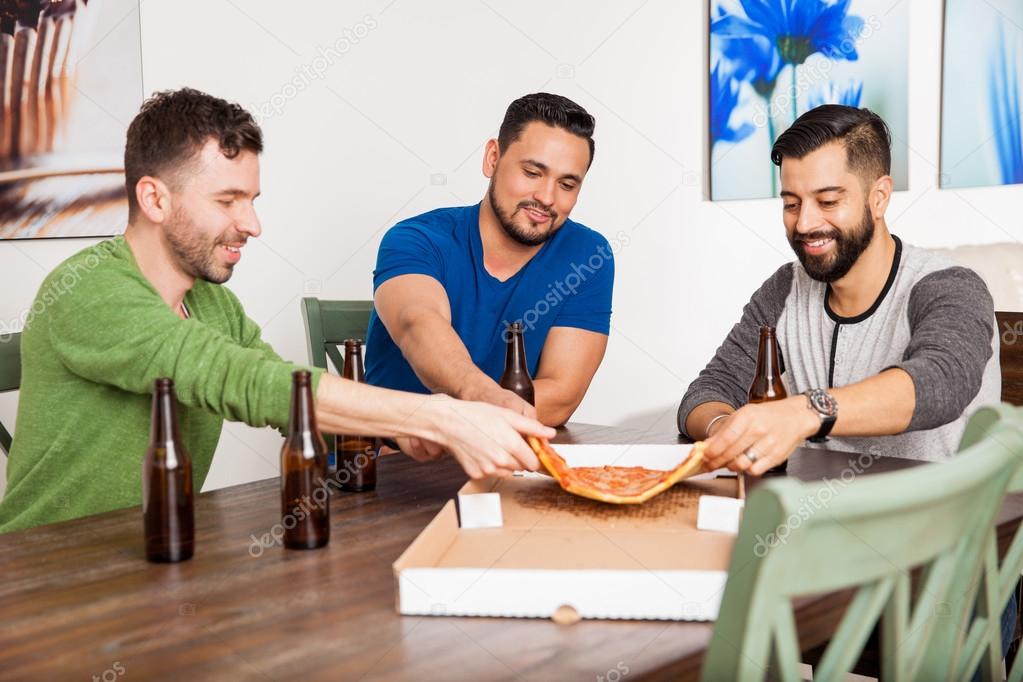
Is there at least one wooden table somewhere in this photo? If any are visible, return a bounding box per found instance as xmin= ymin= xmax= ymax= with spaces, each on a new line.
xmin=2 ymin=423 xmax=1021 ymax=681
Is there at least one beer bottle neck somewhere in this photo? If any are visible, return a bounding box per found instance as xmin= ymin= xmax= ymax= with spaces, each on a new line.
xmin=287 ymin=377 xmax=319 ymax=436
xmin=150 ymin=389 xmax=180 ymax=444
xmin=756 ymin=333 xmax=781 ymax=378
xmin=505 ymin=331 xmax=527 ymax=372
xmin=343 ymin=344 xmax=365 ymax=382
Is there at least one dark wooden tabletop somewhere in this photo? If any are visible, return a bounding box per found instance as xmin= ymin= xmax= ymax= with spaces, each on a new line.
xmin=1 ymin=423 xmax=1021 ymax=681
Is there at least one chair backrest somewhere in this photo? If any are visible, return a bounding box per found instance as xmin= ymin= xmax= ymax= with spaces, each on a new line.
xmin=0 ymin=331 xmax=22 ymax=455
xmin=702 ymin=417 xmax=1023 ymax=682
xmin=951 ymin=403 xmax=1023 ymax=680
xmin=301 ymin=298 xmax=373 ymax=374
xmin=996 ymin=311 xmax=1023 ymax=405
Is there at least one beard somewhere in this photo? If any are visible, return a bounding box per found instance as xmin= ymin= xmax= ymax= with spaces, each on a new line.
xmin=486 ymin=179 xmax=561 ymax=247
xmin=164 ymin=207 xmax=239 ymax=285
xmin=789 ymin=202 xmax=875 ymax=283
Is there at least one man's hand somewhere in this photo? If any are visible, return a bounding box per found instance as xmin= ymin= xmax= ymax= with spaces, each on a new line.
xmin=423 ymin=394 xmax=552 ymax=479
xmin=393 ymin=436 xmax=445 ymax=462
xmin=460 ymin=379 xmax=537 ymax=419
xmin=703 ymin=396 xmax=819 ymax=475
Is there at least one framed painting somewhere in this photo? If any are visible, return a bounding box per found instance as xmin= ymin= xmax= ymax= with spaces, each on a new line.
xmin=709 ymin=0 xmax=909 ymax=200
xmin=940 ymin=0 xmax=1022 ymax=189
xmin=0 ymin=0 xmax=143 ymax=239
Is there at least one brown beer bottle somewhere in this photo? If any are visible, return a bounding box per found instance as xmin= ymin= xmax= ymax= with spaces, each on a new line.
xmin=281 ymin=370 xmax=330 ymax=549
xmin=499 ymin=322 xmax=535 ymax=405
xmin=337 ymin=339 xmax=378 ymax=492
xmin=748 ymin=326 xmax=789 ymax=473
xmin=142 ymin=378 xmax=195 ymax=563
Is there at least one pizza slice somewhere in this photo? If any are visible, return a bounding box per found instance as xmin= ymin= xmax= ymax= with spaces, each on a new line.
xmin=526 ymin=437 xmax=707 ymax=504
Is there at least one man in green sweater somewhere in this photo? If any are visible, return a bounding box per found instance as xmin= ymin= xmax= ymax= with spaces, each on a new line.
xmin=0 ymin=88 xmax=553 ymax=533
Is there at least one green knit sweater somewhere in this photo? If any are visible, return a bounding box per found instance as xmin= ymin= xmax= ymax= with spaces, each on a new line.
xmin=0 ymin=237 xmax=322 ymax=533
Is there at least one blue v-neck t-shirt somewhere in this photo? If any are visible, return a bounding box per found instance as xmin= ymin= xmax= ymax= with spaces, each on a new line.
xmin=365 ymin=203 xmax=614 ymax=394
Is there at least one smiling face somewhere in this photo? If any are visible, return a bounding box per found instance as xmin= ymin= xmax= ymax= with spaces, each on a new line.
xmin=780 ymin=141 xmax=878 ymax=283
xmin=163 ymin=139 xmax=262 ymax=284
xmin=484 ymin=121 xmax=590 ymax=247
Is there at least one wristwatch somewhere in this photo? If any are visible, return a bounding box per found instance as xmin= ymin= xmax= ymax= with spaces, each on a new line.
xmin=804 ymin=389 xmax=838 ymax=442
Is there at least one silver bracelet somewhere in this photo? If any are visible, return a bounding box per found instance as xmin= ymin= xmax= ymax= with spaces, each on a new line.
xmin=706 ymin=413 xmax=730 ymax=438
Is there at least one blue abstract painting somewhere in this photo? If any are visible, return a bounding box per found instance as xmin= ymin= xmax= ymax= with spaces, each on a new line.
xmin=709 ymin=0 xmax=909 ymax=200
xmin=941 ymin=1 xmax=1023 ymax=188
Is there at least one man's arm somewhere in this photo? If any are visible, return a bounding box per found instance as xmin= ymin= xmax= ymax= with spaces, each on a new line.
xmin=313 ymin=377 xmax=552 ymax=479
xmin=678 ymin=264 xmax=795 ymax=439
xmin=49 ymin=274 xmax=554 ymax=479
xmin=532 ymin=326 xmax=608 ymax=426
xmin=373 ymin=274 xmax=535 ymax=417
xmin=705 ymin=266 xmax=995 ymax=474
xmin=703 ymin=369 xmax=915 ymax=473
xmin=685 ymin=401 xmax=738 ymax=441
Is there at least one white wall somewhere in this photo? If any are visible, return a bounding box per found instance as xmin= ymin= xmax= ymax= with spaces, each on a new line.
xmin=1 ymin=0 xmax=1021 ymax=494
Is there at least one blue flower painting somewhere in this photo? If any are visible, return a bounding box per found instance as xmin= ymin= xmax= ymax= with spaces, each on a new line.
xmin=709 ymin=0 xmax=909 ymax=200
xmin=711 ymin=61 xmax=757 ymax=145
xmin=807 ymin=79 xmax=863 ymax=110
xmin=941 ymin=3 xmax=1023 ymax=189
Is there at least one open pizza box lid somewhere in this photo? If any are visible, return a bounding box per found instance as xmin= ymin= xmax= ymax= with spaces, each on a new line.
xmin=393 ymin=444 xmax=738 ymax=621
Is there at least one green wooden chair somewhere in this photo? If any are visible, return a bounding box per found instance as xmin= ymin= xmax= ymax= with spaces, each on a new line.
xmin=300 ymin=298 xmax=373 ymax=374
xmin=951 ymin=403 xmax=1023 ymax=681
xmin=702 ymin=412 xmax=1023 ymax=682
xmin=0 ymin=332 xmax=21 ymax=456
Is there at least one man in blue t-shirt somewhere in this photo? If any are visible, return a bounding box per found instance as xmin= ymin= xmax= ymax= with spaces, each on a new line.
xmin=366 ymin=93 xmax=614 ymax=429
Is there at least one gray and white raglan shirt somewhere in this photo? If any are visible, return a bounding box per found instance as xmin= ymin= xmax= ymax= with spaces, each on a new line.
xmin=677 ymin=236 xmax=1000 ymax=461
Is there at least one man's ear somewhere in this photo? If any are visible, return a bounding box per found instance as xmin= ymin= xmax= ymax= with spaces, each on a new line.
xmin=482 ymin=139 xmax=500 ymax=179
xmin=870 ymin=174 xmax=893 ymax=220
xmin=135 ymin=176 xmax=173 ymax=224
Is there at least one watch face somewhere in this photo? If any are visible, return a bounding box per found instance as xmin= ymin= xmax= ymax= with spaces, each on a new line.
xmin=808 ymin=389 xmax=838 ymax=417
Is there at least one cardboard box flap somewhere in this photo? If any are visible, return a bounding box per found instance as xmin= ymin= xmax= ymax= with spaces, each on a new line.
xmin=470 ymin=472 xmax=736 ymax=531
xmin=393 ymin=500 xmax=459 ymax=572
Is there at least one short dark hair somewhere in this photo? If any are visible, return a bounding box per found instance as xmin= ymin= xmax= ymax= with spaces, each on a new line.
xmin=124 ymin=88 xmax=263 ymax=219
xmin=771 ymin=105 xmax=891 ymax=185
xmin=497 ymin=93 xmax=596 ymax=167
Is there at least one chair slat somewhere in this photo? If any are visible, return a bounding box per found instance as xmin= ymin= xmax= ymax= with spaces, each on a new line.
xmin=702 ymin=407 xmax=1023 ymax=681
xmin=881 ymin=572 xmax=909 ymax=682
xmin=771 ymin=606 xmax=801 ymax=681
xmin=815 ymin=577 xmax=896 ymax=682
xmin=0 ymin=331 xmax=20 ymax=456
xmin=300 ymin=298 xmax=373 ymax=373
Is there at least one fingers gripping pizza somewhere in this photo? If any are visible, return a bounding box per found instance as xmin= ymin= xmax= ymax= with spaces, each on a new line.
xmin=526 ymin=437 xmax=707 ymax=504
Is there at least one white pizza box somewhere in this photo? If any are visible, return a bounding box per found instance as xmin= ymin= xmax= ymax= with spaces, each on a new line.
xmin=393 ymin=444 xmax=738 ymax=621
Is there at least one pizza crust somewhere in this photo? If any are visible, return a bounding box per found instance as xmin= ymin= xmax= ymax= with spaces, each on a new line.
xmin=527 ymin=437 xmax=707 ymax=504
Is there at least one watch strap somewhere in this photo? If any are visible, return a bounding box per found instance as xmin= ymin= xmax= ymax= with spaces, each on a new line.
xmin=805 ymin=389 xmax=837 ymax=442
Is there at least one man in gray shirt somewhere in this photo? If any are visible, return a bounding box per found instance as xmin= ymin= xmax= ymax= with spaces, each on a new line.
xmin=678 ymin=105 xmax=1000 ymax=474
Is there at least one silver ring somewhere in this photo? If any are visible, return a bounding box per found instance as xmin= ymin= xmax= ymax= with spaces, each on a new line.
xmin=745 ymin=450 xmax=758 ymax=463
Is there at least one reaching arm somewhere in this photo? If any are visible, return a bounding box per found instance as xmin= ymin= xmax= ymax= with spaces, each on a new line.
xmin=704 ymin=266 xmax=995 ymax=474
xmin=685 ymin=401 xmax=738 ymax=441
xmin=532 ymin=326 xmax=607 ymax=426
xmin=703 ymin=368 xmax=915 ymax=473
xmin=48 ymin=266 xmax=553 ymax=480
xmin=50 ymin=277 xmax=308 ymax=429
xmin=374 ymin=273 xmax=535 ymax=417
xmin=677 ymin=264 xmax=794 ymax=438
xmin=888 ymin=267 xmax=995 ymax=431
xmin=313 ymin=376 xmax=552 ymax=479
